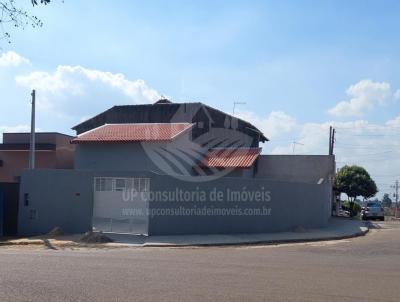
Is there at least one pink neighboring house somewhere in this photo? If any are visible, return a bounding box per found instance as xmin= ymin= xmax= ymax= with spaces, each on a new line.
xmin=0 ymin=132 xmax=74 ymax=183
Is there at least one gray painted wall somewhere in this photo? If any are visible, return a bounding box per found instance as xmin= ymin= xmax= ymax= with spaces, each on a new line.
xmin=74 ymin=131 xmax=199 ymax=174
xmin=74 ymin=127 xmax=257 ymax=177
xmin=255 ymin=155 xmax=335 ymax=221
xmin=18 ymin=169 xmax=331 ymax=236
xmin=75 ymin=143 xmax=161 ymax=172
xmin=3 ymin=132 xmax=62 ymax=144
xmin=75 ymin=138 xmax=335 ymax=184
xmin=255 ymin=155 xmax=335 ymax=183
xmin=18 ymin=169 xmax=93 ymax=236
xmin=148 ymin=174 xmax=331 ymax=235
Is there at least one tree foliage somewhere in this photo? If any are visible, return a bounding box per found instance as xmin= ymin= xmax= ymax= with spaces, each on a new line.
xmin=342 ymin=200 xmax=362 ymax=216
xmin=382 ymin=193 xmax=392 ymax=208
xmin=0 ymin=0 xmax=51 ymax=44
xmin=335 ymin=165 xmax=378 ymax=201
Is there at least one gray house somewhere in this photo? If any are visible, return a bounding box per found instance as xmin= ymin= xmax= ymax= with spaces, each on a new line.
xmin=18 ymin=100 xmax=335 ymax=236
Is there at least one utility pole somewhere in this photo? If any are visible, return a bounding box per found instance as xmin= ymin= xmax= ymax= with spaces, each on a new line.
xmin=328 ymin=126 xmax=335 ymax=155
xmin=391 ymin=180 xmax=399 ymax=218
xmin=29 ymin=89 xmax=36 ymax=170
xmin=329 ymin=126 xmax=338 ymax=215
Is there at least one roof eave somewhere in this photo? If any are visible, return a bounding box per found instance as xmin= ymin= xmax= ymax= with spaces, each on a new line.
xmin=71 ymin=106 xmax=117 ymax=130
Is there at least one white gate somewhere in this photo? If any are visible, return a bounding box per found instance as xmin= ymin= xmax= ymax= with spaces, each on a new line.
xmin=93 ymin=177 xmax=150 ymax=235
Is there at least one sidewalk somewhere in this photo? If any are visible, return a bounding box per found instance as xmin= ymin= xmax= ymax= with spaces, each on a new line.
xmin=0 ymin=217 xmax=368 ymax=249
xmin=106 ymin=217 xmax=368 ymax=247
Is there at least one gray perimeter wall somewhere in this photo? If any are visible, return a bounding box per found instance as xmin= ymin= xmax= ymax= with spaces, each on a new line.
xmin=148 ymin=174 xmax=331 ymax=235
xmin=255 ymin=155 xmax=335 ymax=183
xmin=18 ymin=164 xmax=332 ymax=236
xmin=18 ymin=169 xmax=94 ymax=236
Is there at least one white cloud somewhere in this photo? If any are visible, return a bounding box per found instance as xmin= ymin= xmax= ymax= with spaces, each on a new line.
xmin=269 ymin=122 xmax=329 ymax=155
xmin=386 ymin=114 xmax=400 ymax=127
xmin=243 ymin=110 xmax=400 ymax=198
xmin=15 ymin=65 xmax=161 ymax=119
xmin=328 ymin=80 xmax=391 ymax=117
xmin=0 ymin=51 xmax=30 ymax=67
xmin=236 ymin=110 xmax=297 ymax=139
xmin=394 ymin=89 xmax=400 ymax=100
xmin=0 ymin=124 xmax=30 ymax=133
xmin=269 ymin=119 xmax=385 ymax=155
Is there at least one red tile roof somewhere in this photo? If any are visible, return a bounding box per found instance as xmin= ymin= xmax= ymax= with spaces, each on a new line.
xmin=200 ymin=148 xmax=261 ymax=168
xmin=71 ymin=123 xmax=194 ymax=144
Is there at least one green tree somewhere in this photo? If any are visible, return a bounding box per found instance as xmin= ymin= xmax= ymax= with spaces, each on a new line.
xmin=382 ymin=193 xmax=392 ymax=208
xmin=0 ymin=0 xmax=51 ymax=44
xmin=335 ymin=165 xmax=378 ymax=216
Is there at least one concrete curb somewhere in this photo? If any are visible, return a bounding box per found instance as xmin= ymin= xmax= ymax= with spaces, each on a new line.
xmin=0 ymin=222 xmax=370 ymax=249
xmin=0 ymin=239 xmax=126 ymax=249
xmin=140 ymin=228 xmax=370 ymax=248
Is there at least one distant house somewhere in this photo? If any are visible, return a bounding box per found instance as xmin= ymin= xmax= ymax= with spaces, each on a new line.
xmin=0 ymin=132 xmax=74 ymax=182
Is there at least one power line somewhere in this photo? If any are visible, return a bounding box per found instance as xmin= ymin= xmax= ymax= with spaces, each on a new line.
xmin=336 ymin=133 xmax=400 ymax=137
xmin=337 ymin=159 xmax=400 ymax=165
xmin=335 ymin=144 xmax=400 ymax=149
xmin=336 ymin=156 xmax=400 ymax=162
xmin=335 ymin=150 xmax=394 ymax=157
xmin=334 ymin=124 xmax=400 ymax=130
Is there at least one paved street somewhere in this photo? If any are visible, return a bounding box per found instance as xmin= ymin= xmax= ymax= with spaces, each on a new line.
xmin=0 ymin=222 xmax=400 ymax=302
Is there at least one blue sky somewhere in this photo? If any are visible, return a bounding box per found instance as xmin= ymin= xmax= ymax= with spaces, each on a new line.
xmin=2 ymin=0 xmax=400 ymax=123
xmin=1 ymin=0 xmax=400 ymax=197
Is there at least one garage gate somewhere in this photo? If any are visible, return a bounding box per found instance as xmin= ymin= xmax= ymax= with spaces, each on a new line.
xmin=0 ymin=183 xmax=19 ymax=237
xmin=93 ymin=177 xmax=150 ymax=235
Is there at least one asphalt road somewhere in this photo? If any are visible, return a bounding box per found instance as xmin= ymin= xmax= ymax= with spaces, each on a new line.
xmin=1 ymin=221 xmax=400 ymax=302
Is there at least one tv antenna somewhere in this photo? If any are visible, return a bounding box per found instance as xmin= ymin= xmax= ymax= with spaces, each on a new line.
xmin=232 ymin=101 xmax=246 ymax=116
xmin=292 ymin=141 xmax=304 ymax=154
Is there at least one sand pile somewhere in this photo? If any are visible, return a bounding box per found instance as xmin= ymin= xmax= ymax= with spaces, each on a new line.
xmin=80 ymin=231 xmax=113 ymax=244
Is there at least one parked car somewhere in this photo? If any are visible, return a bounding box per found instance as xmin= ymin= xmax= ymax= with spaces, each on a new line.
xmin=361 ymin=202 xmax=385 ymax=221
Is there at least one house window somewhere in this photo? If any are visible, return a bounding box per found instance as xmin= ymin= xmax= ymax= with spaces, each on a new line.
xmin=95 ymin=178 xmax=113 ymax=191
xmin=125 ymin=178 xmax=134 ymax=190
xmin=95 ymin=178 xmax=101 ymax=191
xmin=133 ymin=178 xmax=140 ymax=192
xmin=0 ymin=160 xmax=3 ymax=167
xmin=197 ymin=121 xmax=204 ymax=129
xmin=114 ymin=178 xmax=126 ymax=191
xmin=104 ymin=179 xmax=113 ymax=191
xmin=140 ymin=178 xmax=150 ymax=192
xmin=94 ymin=177 xmax=150 ymax=192
xmin=24 ymin=193 xmax=29 ymax=206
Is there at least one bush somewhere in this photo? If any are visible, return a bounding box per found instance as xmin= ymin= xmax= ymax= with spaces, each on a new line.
xmin=342 ymin=201 xmax=362 ymax=217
